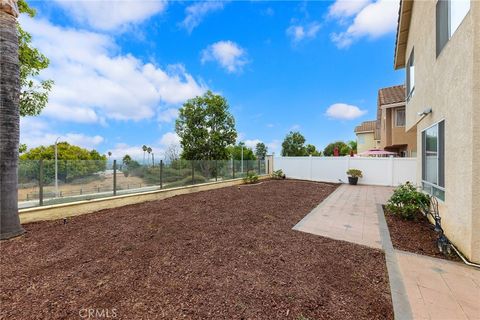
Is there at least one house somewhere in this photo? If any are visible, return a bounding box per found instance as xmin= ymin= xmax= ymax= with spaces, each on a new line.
xmin=353 ymin=85 xmax=416 ymax=157
xmin=377 ymin=85 xmax=417 ymax=157
xmin=354 ymin=120 xmax=378 ymax=153
xmin=394 ymin=0 xmax=479 ymax=263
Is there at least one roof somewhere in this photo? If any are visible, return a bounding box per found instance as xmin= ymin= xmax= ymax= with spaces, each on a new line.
xmin=375 ymin=85 xmax=406 ymax=140
xmin=355 ymin=120 xmax=376 ymax=133
xmin=394 ymin=0 xmax=413 ymax=69
xmin=378 ymin=85 xmax=406 ymax=106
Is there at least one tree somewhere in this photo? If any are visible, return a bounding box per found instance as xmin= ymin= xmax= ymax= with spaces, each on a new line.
xmin=176 ymin=90 xmax=237 ymax=160
xmin=147 ymin=147 xmax=152 ymax=165
xmin=19 ymin=142 xmax=107 ymax=183
xmin=122 ymin=154 xmax=132 ymax=165
xmin=281 ymin=131 xmax=307 ymax=156
xmin=164 ymin=144 xmax=180 ymax=164
xmin=227 ymin=143 xmax=256 ymax=160
xmin=255 ymin=142 xmax=267 ymax=160
xmin=1 ymin=0 xmax=24 ymax=239
xmin=348 ymin=140 xmax=357 ymax=154
xmin=142 ymin=145 xmax=147 ymax=164
xmin=19 ymin=143 xmax=27 ymax=154
xmin=306 ymin=144 xmax=322 ymax=156
xmin=323 ymin=141 xmax=350 ymax=156
xmin=18 ymin=0 xmax=53 ymax=116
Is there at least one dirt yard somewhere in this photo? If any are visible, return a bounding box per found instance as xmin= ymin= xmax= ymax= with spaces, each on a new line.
xmin=1 ymin=180 xmax=393 ymax=319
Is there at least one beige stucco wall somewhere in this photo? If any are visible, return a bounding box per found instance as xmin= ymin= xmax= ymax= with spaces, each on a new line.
xmin=379 ymin=107 xmax=417 ymax=155
xmin=356 ymin=132 xmax=376 ymax=153
xmin=404 ymin=1 xmax=479 ymax=262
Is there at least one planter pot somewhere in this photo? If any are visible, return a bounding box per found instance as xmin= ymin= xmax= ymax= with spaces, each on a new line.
xmin=348 ymin=177 xmax=358 ymax=185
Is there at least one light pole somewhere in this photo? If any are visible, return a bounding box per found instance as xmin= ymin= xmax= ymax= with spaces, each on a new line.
xmin=54 ymin=137 xmax=60 ymax=197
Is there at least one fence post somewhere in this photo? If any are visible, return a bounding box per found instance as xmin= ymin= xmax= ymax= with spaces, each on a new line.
xmin=389 ymin=156 xmax=394 ymax=186
xmin=39 ymin=160 xmax=44 ymax=206
xmin=191 ymin=160 xmax=195 ymax=185
xmin=232 ymin=159 xmax=235 ymax=179
xmin=215 ymin=160 xmax=218 ymax=181
xmin=160 ymin=160 xmax=163 ymax=189
xmin=309 ymin=155 xmax=313 ymax=180
xmin=113 ymin=160 xmax=117 ymax=196
xmin=258 ymin=159 xmax=261 ymax=175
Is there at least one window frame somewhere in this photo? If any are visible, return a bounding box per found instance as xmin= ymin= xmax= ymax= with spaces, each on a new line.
xmin=421 ymin=120 xmax=445 ymax=201
xmin=436 ymin=0 xmax=471 ymax=57
xmin=395 ymin=108 xmax=406 ymax=127
xmin=406 ymin=49 xmax=415 ymax=100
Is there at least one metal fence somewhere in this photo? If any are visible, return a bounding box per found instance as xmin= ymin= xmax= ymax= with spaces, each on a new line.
xmin=18 ymin=159 xmax=268 ymax=209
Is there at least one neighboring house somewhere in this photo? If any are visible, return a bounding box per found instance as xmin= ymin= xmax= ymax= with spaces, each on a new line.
xmin=354 ymin=120 xmax=378 ymax=153
xmin=377 ymin=85 xmax=417 ymax=157
xmin=394 ymin=0 xmax=479 ymax=263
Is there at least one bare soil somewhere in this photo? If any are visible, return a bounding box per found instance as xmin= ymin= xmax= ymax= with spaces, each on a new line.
xmin=384 ymin=209 xmax=460 ymax=261
xmin=1 ymin=180 xmax=393 ymax=319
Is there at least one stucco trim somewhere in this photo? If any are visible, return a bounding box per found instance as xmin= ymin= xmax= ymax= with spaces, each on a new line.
xmin=394 ymin=0 xmax=413 ymax=70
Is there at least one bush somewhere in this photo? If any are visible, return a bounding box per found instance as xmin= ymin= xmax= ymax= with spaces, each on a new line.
xmin=346 ymin=168 xmax=363 ymax=178
xmin=243 ymin=170 xmax=259 ymax=184
xmin=386 ymin=182 xmax=430 ymax=220
xmin=167 ymin=174 xmax=207 ymax=188
xmin=271 ymin=169 xmax=286 ymax=180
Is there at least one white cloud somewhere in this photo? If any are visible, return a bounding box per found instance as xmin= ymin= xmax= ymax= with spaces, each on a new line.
xmin=328 ymin=0 xmax=371 ymax=18
xmin=329 ymin=0 xmax=399 ymax=48
xmin=325 ymin=103 xmax=367 ymax=120
xmin=286 ymin=22 xmax=321 ymax=43
xmin=266 ymin=140 xmax=281 ymax=155
xmin=108 ymin=143 xmax=163 ymax=161
xmin=289 ymin=124 xmax=301 ymax=131
xmin=181 ymin=1 xmax=225 ymax=33
xmin=201 ymin=41 xmax=249 ymax=73
xmin=20 ymin=118 xmax=104 ymax=150
xmin=157 ymin=108 xmax=179 ymax=123
xmin=20 ymin=16 xmax=207 ymax=124
xmin=244 ymin=139 xmax=262 ymax=149
xmin=54 ymin=0 xmax=167 ymax=31
xmin=159 ymin=132 xmax=181 ymax=147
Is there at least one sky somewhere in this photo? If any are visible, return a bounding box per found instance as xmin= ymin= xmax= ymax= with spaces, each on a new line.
xmin=19 ymin=0 xmax=405 ymax=160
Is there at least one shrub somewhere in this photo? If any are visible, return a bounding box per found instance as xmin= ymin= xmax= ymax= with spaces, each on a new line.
xmin=386 ymin=182 xmax=430 ymax=220
xmin=243 ymin=170 xmax=259 ymax=184
xmin=167 ymin=174 xmax=207 ymax=188
xmin=271 ymin=169 xmax=286 ymax=180
xmin=346 ymin=168 xmax=363 ymax=178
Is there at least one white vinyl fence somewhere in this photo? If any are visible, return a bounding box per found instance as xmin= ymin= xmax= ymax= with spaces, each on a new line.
xmin=274 ymin=156 xmax=417 ymax=186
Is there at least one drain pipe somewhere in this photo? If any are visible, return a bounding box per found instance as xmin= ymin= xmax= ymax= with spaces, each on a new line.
xmin=450 ymin=243 xmax=480 ymax=269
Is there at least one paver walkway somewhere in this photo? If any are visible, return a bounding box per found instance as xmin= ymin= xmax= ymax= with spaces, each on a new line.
xmin=294 ymin=183 xmax=480 ymax=320
xmin=293 ymin=184 xmax=393 ymax=249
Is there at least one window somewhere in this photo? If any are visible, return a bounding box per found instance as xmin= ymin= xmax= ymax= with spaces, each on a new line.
xmin=396 ymin=108 xmax=406 ymax=127
xmin=406 ymin=49 xmax=415 ymax=98
xmin=422 ymin=120 xmax=445 ymax=200
xmin=437 ymin=0 xmax=470 ymax=56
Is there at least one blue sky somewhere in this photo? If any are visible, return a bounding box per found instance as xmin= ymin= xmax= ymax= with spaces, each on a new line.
xmin=20 ymin=0 xmax=404 ymax=159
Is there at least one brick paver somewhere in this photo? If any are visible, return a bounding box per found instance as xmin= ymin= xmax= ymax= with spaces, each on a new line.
xmin=294 ymin=183 xmax=480 ymax=320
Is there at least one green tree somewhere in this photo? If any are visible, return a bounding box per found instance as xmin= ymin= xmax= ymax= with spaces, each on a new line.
xmin=348 ymin=140 xmax=357 ymax=154
xmin=122 ymin=154 xmax=132 ymax=165
xmin=19 ymin=142 xmax=107 ymax=183
xmin=255 ymin=142 xmax=268 ymax=160
xmin=1 ymin=0 xmax=24 ymax=239
xmin=323 ymin=141 xmax=350 ymax=156
xmin=176 ymin=91 xmax=237 ymax=160
xmin=306 ymin=144 xmax=322 ymax=156
xmin=227 ymin=143 xmax=256 ymax=160
xmin=281 ymin=131 xmax=307 ymax=156
xmin=18 ymin=0 xmax=53 ymax=116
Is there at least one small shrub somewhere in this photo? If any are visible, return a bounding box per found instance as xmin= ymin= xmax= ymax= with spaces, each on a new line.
xmin=243 ymin=170 xmax=259 ymax=184
xmin=346 ymin=168 xmax=363 ymax=178
xmin=386 ymin=182 xmax=430 ymax=220
xmin=271 ymin=169 xmax=286 ymax=180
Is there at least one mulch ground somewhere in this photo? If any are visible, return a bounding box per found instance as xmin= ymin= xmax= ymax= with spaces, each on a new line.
xmin=1 ymin=180 xmax=393 ymax=319
xmin=384 ymin=209 xmax=460 ymax=261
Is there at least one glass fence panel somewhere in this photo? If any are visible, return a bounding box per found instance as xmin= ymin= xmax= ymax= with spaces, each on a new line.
xmin=17 ymin=159 xmax=267 ymax=208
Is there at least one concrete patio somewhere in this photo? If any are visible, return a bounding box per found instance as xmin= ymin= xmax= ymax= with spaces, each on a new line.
xmin=294 ymin=184 xmax=480 ymax=320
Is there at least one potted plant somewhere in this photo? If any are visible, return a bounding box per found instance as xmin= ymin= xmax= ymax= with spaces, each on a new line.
xmin=346 ymin=168 xmax=363 ymax=185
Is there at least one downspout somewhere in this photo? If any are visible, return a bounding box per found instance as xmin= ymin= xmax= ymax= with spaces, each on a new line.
xmin=450 ymin=243 xmax=480 ymax=269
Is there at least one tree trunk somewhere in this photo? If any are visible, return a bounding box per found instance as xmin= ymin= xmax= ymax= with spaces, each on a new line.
xmin=0 ymin=7 xmax=24 ymax=239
